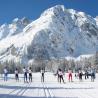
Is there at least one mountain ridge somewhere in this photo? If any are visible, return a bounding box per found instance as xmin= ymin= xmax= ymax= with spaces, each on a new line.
xmin=0 ymin=5 xmax=98 ymax=66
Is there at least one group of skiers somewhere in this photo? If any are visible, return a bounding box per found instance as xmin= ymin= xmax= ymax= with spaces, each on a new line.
xmin=56 ymin=68 xmax=96 ymax=83
xmin=22 ymin=67 xmax=32 ymax=83
xmin=3 ymin=66 xmax=96 ymax=83
xmin=3 ymin=67 xmax=45 ymax=83
xmin=56 ymin=69 xmax=73 ymax=83
xmin=56 ymin=68 xmax=73 ymax=83
xmin=77 ymin=69 xmax=96 ymax=82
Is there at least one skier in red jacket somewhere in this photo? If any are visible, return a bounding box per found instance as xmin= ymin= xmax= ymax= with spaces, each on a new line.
xmin=68 ymin=69 xmax=73 ymax=82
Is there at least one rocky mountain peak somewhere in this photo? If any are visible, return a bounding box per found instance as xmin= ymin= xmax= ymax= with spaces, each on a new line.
xmin=0 ymin=5 xmax=98 ymax=66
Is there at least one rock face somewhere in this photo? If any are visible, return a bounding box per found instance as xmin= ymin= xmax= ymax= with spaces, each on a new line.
xmin=0 ymin=5 xmax=98 ymax=66
xmin=0 ymin=17 xmax=30 ymax=40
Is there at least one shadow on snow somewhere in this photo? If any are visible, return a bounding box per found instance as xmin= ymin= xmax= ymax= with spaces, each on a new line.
xmin=0 ymin=84 xmax=94 ymax=90
xmin=0 ymin=94 xmax=78 ymax=98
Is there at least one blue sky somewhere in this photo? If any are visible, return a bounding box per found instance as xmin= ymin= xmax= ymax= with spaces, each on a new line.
xmin=0 ymin=0 xmax=98 ymax=25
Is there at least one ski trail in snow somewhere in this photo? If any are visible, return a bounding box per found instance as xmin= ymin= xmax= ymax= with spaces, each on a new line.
xmin=42 ymin=83 xmax=55 ymax=98
xmin=0 ymin=73 xmax=98 ymax=98
xmin=45 ymin=84 xmax=55 ymax=98
xmin=37 ymin=83 xmax=42 ymax=97
xmin=42 ymin=83 xmax=47 ymax=97
xmin=9 ymin=88 xmax=18 ymax=95
xmin=8 ymin=82 xmax=30 ymax=96
xmin=18 ymin=83 xmax=30 ymax=96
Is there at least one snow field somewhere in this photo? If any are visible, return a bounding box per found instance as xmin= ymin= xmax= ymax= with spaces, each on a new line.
xmin=0 ymin=73 xmax=98 ymax=98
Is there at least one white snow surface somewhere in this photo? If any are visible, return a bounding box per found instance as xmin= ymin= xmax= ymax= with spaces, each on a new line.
xmin=65 ymin=54 xmax=93 ymax=61
xmin=0 ymin=72 xmax=98 ymax=98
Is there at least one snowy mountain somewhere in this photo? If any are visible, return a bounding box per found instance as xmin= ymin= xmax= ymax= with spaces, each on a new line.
xmin=0 ymin=17 xmax=30 ymax=40
xmin=95 ymin=16 xmax=98 ymax=26
xmin=0 ymin=5 xmax=98 ymax=65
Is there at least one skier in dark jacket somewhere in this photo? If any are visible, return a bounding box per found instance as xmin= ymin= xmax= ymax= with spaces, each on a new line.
xmin=29 ymin=67 xmax=32 ymax=82
xmin=78 ymin=70 xmax=83 ymax=81
xmin=15 ymin=68 xmax=19 ymax=82
xmin=56 ymin=69 xmax=60 ymax=82
xmin=58 ymin=69 xmax=65 ymax=83
xmin=91 ymin=69 xmax=96 ymax=82
xmin=41 ymin=68 xmax=45 ymax=82
xmin=85 ymin=70 xmax=88 ymax=80
xmin=23 ymin=67 xmax=28 ymax=83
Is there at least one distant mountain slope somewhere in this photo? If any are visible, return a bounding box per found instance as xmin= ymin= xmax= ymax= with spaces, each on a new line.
xmin=0 ymin=5 xmax=98 ymax=65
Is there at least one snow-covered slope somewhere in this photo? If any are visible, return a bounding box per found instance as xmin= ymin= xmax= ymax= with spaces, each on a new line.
xmin=95 ymin=16 xmax=98 ymax=26
xmin=0 ymin=5 xmax=98 ymax=65
xmin=0 ymin=17 xmax=30 ymax=40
